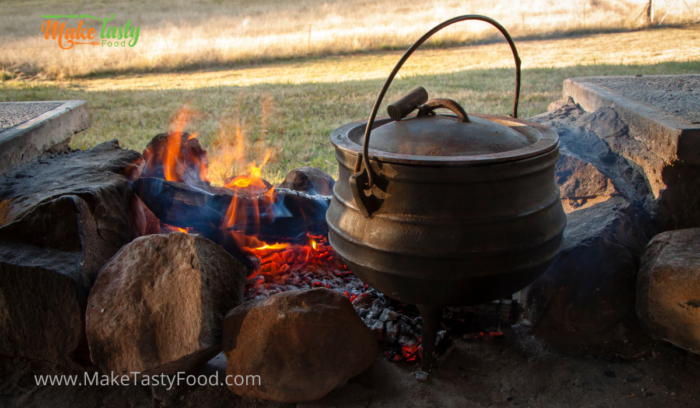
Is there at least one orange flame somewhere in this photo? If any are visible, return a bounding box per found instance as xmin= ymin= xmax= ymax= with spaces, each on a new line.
xmin=207 ymin=94 xmax=276 ymax=187
xmin=222 ymin=146 xmax=274 ymax=249
xmin=164 ymin=106 xmax=190 ymax=181
xmin=255 ymin=242 xmax=291 ymax=251
xmin=158 ymin=104 xmax=209 ymax=183
xmin=186 ymin=132 xmax=209 ymax=182
xmin=160 ymin=99 xmax=285 ymax=258
xmin=163 ymin=224 xmax=190 ymax=234
xmin=224 ymin=149 xmax=272 ymax=190
xmin=206 ymin=119 xmax=247 ymax=186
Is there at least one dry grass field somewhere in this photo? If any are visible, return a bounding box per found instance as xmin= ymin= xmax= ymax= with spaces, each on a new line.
xmin=1 ymin=0 xmax=699 ymax=78
xmin=0 ymin=1 xmax=698 ymax=183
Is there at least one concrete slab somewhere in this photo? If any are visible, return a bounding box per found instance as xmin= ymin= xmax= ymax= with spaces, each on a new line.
xmin=0 ymin=101 xmax=89 ymax=175
xmin=563 ymin=75 xmax=700 ymax=164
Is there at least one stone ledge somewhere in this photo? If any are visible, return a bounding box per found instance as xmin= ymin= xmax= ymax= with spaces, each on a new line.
xmin=0 ymin=100 xmax=89 ymax=175
xmin=563 ymin=75 xmax=700 ymax=165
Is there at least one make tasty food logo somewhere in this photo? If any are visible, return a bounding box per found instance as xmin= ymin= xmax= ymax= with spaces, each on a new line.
xmin=40 ymin=14 xmax=140 ymax=49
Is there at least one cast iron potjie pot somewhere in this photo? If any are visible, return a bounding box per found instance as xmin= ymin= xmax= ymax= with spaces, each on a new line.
xmin=326 ymin=15 xmax=566 ymax=373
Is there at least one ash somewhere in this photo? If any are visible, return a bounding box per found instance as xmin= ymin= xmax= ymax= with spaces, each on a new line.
xmin=243 ymin=237 xmax=517 ymax=364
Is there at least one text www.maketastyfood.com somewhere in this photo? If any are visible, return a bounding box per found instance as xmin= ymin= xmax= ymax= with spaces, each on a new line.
xmin=34 ymin=372 xmax=261 ymax=389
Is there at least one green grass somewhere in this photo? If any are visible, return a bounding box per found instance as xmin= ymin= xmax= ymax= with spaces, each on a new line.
xmin=1 ymin=60 xmax=698 ymax=183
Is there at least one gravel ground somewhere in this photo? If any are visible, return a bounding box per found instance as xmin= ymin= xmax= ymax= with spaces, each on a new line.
xmin=0 ymin=102 xmax=62 ymax=131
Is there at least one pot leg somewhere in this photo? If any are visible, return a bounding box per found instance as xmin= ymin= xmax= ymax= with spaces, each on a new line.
xmin=417 ymin=304 xmax=442 ymax=373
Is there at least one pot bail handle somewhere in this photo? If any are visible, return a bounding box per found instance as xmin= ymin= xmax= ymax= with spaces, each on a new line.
xmin=352 ymin=14 xmax=521 ymax=216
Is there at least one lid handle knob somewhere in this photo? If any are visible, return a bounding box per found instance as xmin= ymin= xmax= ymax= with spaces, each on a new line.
xmin=387 ymin=86 xmax=429 ymax=121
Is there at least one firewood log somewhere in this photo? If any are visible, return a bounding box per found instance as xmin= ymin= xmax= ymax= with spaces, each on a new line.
xmin=132 ymin=177 xmax=330 ymax=245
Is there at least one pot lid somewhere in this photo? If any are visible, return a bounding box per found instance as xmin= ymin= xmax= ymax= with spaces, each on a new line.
xmin=332 ymin=114 xmax=558 ymax=166
xmin=330 ymin=86 xmax=559 ymax=166
xmin=366 ymin=113 xmax=533 ymax=156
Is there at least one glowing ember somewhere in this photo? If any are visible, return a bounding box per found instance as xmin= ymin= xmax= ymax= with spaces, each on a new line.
xmin=243 ymin=234 xmax=345 ymax=279
xmin=163 ymin=224 xmax=191 ymax=234
xmin=402 ymin=343 xmax=422 ymax=362
xmin=473 ymin=331 xmax=504 ymax=339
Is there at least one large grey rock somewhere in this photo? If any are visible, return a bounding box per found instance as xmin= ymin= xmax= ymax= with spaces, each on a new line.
xmin=86 ymin=233 xmax=247 ymax=375
xmin=637 ymin=229 xmax=700 ymax=354
xmin=580 ymin=107 xmax=668 ymax=199
xmin=0 ymin=195 xmax=114 ymax=364
xmin=520 ymin=197 xmax=649 ymax=337
xmin=540 ymin=95 xmax=700 ymax=231
xmin=533 ymin=102 xmax=651 ymax=209
xmin=556 ymin=152 xmax=617 ymax=212
xmin=277 ymin=166 xmax=335 ymax=195
xmin=0 ymin=141 xmax=147 ymax=364
xmin=0 ymin=139 xmax=145 ymax=243
xmin=222 ymin=288 xmax=377 ymax=403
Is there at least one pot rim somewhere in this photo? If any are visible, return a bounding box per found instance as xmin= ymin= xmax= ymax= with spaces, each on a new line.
xmin=331 ymin=114 xmax=559 ymax=166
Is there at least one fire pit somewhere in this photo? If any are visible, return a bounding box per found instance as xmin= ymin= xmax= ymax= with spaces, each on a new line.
xmin=326 ymin=15 xmax=567 ymax=373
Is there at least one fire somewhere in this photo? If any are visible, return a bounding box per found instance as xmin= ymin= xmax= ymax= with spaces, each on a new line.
xmin=164 ymin=113 xmax=185 ymax=182
xmin=207 ymin=119 xmax=247 ymax=187
xmin=202 ymin=99 xmax=277 ymax=252
xmin=222 ymin=147 xmax=275 ymax=250
xmin=254 ymin=243 xmax=291 ymax=251
xmin=243 ymin=234 xmax=351 ymax=288
xmin=224 ymin=149 xmax=272 ymax=191
xmin=154 ymin=100 xmax=338 ymax=287
xmin=163 ymin=224 xmax=191 ymax=234
xmin=144 ymin=104 xmax=209 ymax=184
xmin=207 ymin=93 xmax=275 ymax=188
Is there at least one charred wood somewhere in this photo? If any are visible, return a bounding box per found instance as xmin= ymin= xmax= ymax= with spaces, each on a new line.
xmin=142 ymin=132 xmax=209 ymax=186
xmin=132 ymin=177 xmax=331 ymax=267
